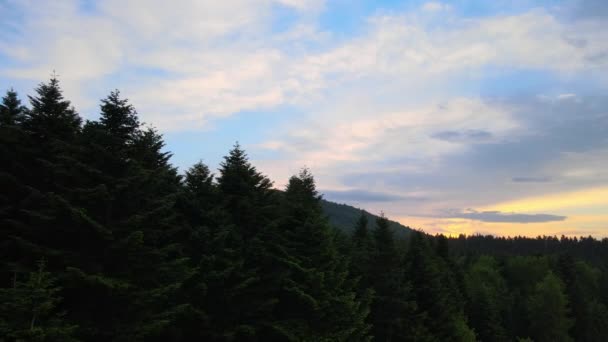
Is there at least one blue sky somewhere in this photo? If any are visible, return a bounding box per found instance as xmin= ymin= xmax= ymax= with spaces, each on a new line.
xmin=2 ymin=0 xmax=608 ymax=236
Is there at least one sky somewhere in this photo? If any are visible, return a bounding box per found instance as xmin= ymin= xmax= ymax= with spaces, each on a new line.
xmin=1 ymin=0 xmax=608 ymax=237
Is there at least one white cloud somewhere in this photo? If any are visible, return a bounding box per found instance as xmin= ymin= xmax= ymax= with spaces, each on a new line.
xmin=0 ymin=0 xmax=323 ymax=116
xmin=274 ymin=0 xmax=325 ymax=11
xmin=254 ymin=97 xmax=519 ymax=194
xmin=421 ymin=2 xmax=450 ymax=12
xmin=3 ymin=2 xmax=607 ymax=125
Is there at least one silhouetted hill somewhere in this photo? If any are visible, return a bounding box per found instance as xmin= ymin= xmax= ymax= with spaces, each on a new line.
xmin=320 ymin=199 xmax=412 ymax=238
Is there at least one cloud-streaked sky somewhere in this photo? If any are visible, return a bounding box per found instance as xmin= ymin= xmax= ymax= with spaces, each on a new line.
xmin=2 ymin=0 xmax=607 ymax=237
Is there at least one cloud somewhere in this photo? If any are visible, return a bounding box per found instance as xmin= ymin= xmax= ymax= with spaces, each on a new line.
xmin=457 ymin=95 xmax=608 ymax=172
xmin=421 ymin=2 xmax=450 ymax=12
xmin=511 ymin=176 xmax=552 ymax=183
xmin=4 ymin=2 xmax=608 ymax=129
xmin=274 ymin=0 xmax=325 ymax=11
xmin=254 ymin=89 xmax=608 ymax=230
xmin=259 ymin=97 xmax=518 ymax=173
xmin=585 ymin=51 xmax=608 ymax=64
xmin=446 ymin=209 xmax=567 ymax=223
xmin=431 ymin=129 xmax=493 ymax=143
xmin=327 ymin=93 xmax=608 ymax=224
xmin=0 ymin=0 xmax=327 ymax=122
xmin=253 ymin=7 xmax=608 ymax=190
xmin=570 ymin=0 xmax=608 ymax=20
xmin=321 ymin=189 xmax=427 ymax=203
xmin=2 ymin=1 xmax=608 ymax=236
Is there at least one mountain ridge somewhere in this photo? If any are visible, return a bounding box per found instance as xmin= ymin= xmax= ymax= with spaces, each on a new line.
xmin=320 ymin=199 xmax=412 ymax=238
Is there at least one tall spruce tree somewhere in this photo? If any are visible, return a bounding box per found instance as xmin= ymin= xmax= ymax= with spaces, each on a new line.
xmin=367 ymin=214 xmax=425 ymax=341
xmin=190 ymin=144 xmax=279 ymax=340
xmin=0 ymin=260 xmax=78 ymax=341
xmin=24 ymin=76 xmax=81 ymax=142
xmin=526 ymin=272 xmax=573 ymax=342
xmin=404 ymin=231 xmax=475 ymax=341
xmin=275 ymin=169 xmax=371 ymax=341
xmin=97 ymin=114 xmax=190 ymax=341
xmin=217 ymin=143 xmax=274 ymax=239
xmin=465 ymin=256 xmax=508 ymax=342
xmin=0 ymin=89 xmax=31 ymax=281
xmin=180 ymin=161 xmax=218 ymax=258
xmin=48 ymin=89 xmax=191 ymax=341
xmin=164 ymin=161 xmax=220 ymax=341
xmin=0 ymin=89 xmax=26 ymax=126
xmin=350 ymin=212 xmax=375 ymax=292
xmin=0 ymin=78 xmax=111 ymax=285
xmin=99 ymin=90 xmax=139 ymax=145
xmin=556 ymin=254 xmax=608 ymax=342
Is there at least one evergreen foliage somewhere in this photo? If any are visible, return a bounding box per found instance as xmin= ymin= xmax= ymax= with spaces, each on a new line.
xmin=0 ymin=260 xmax=77 ymax=342
xmin=0 ymin=89 xmax=26 ymax=126
xmin=526 ymin=272 xmax=573 ymax=342
xmin=2 ymin=77 xmax=608 ymax=341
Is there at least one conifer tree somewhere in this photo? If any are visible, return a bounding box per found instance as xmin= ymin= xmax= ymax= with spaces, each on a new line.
xmin=350 ymin=212 xmax=375 ymax=292
xmin=526 ymin=272 xmax=573 ymax=342
xmin=24 ymin=76 xmax=81 ymax=142
xmin=352 ymin=212 xmax=369 ymax=244
xmin=51 ymin=89 xmax=190 ymax=341
xmin=217 ymin=143 xmax=274 ymax=238
xmin=99 ymin=90 xmax=139 ymax=145
xmin=275 ymin=169 xmax=371 ymax=341
xmin=99 ymin=123 xmax=190 ymax=341
xmin=187 ymin=144 xmax=278 ymax=340
xmin=180 ymin=161 xmax=217 ymax=258
xmin=368 ymin=214 xmax=424 ymax=341
xmin=0 ymin=78 xmax=111 ymax=280
xmin=0 ymin=260 xmax=78 ymax=341
xmin=0 ymin=89 xmax=26 ymax=126
xmin=162 ymin=161 xmax=220 ymax=341
xmin=465 ymin=256 xmax=508 ymax=342
xmin=555 ymin=255 xmax=608 ymax=342
xmin=185 ymin=162 xmax=214 ymax=200
xmin=404 ymin=231 xmax=474 ymax=341
xmin=0 ymin=90 xmax=31 ymax=276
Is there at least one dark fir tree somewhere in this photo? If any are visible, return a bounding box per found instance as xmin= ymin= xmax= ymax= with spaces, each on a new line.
xmin=0 ymin=90 xmax=30 ymax=271
xmin=99 ymin=90 xmax=139 ymax=145
xmin=503 ymin=256 xmax=551 ymax=338
xmin=350 ymin=212 xmax=375 ymax=292
xmin=367 ymin=214 xmax=425 ymax=341
xmin=556 ymin=255 xmax=608 ymax=342
xmin=185 ymin=162 xmax=214 ymax=201
xmin=179 ymin=161 xmax=218 ymax=258
xmin=404 ymin=232 xmax=475 ymax=341
xmin=188 ymin=144 xmax=279 ymax=340
xmin=0 ymin=88 xmax=26 ymax=126
xmin=24 ymin=76 xmax=81 ymax=142
xmin=0 ymin=260 xmax=78 ymax=341
xmin=526 ymin=272 xmax=573 ymax=342
xmin=0 ymin=78 xmax=111 ymax=286
xmin=216 ymin=142 xmax=274 ymax=239
xmin=464 ymin=256 xmax=508 ymax=342
xmin=96 ymin=121 xmax=190 ymax=341
xmin=276 ymin=169 xmax=371 ymax=341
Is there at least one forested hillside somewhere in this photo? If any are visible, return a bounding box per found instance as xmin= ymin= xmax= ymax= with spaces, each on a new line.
xmin=2 ymin=78 xmax=608 ymax=341
xmin=320 ymin=200 xmax=411 ymax=238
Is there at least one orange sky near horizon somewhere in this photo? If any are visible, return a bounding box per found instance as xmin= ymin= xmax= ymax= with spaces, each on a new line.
xmin=396 ymin=186 xmax=608 ymax=238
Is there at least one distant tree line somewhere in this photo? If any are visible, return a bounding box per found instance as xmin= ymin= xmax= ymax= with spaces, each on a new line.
xmin=1 ymin=78 xmax=608 ymax=341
